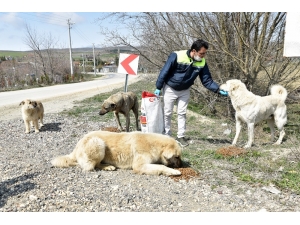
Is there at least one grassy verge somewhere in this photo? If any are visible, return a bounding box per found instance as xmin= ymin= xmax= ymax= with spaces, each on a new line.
xmin=61 ymin=76 xmax=300 ymax=195
xmin=0 ymin=73 xmax=104 ymax=92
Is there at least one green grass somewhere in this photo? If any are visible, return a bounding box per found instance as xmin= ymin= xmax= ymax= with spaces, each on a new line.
xmin=187 ymin=101 xmax=205 ymax=113
xmin=274 ymin=161 xmax=300 ymax=194
xmin=62 ymin=91 xmax=114 ymax=121
xmin=64 ymin=105 xmax=97 ymax=116
xmin=0 ymin=51 xmax=28 ymax=58
xmin=277 ymin=171 xmax=300 ymax=193
xmin=235 ymin=173 xmax=258 ymax=183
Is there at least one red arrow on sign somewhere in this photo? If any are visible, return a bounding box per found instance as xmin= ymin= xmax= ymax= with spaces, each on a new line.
xmin=120 ymin=54 xmax=139 ymax=75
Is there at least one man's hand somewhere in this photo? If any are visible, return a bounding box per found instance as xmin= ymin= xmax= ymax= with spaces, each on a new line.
xmin=219 ymin=90 xmax=228 ymax=96
xmin=154 ymin=89 xmax=160 ymax=96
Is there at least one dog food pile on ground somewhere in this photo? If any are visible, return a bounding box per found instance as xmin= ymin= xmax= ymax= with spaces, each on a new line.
xmin=101 ymin=126 xmax=120 ymax=132
xmin=170 ymin=167 xmax=200 ymax=182
xmin=216 ymin=146 xmax=247 ymax=156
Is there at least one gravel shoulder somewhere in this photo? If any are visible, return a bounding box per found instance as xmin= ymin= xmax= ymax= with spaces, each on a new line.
xmin=1 ymin=85 xmax=300 ymax=212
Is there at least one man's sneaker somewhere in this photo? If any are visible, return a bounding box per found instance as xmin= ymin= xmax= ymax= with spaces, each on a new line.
xmin=176 ymin=137 xmax=189 ymax=147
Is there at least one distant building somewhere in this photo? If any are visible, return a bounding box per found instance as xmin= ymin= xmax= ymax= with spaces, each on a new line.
xmin=101 ymin=65 xmax=117 ymax=73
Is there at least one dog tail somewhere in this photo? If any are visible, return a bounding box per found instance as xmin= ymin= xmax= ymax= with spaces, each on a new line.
xmin=51 ymin=152 xmax=77 ymax=168
xmin=270 ymin=84 xmax=288 ymax=101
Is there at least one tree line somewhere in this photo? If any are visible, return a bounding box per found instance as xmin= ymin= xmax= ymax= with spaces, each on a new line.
xmin=97 ymin=12 xmax=300 ymax=95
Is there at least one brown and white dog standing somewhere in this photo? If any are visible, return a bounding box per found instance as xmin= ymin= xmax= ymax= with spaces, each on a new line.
xmin=19 ymin=99 xmax=44 ymax=133
xmin=99 ymin=91 xmax=139 ymax=132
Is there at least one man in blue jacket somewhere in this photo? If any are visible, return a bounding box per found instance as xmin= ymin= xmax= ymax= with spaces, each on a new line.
xmin=154 ymin=39 xmax=228 ymax=147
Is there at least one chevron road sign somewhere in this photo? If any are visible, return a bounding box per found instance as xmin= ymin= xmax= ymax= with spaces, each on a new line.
xmin=117 ymin=53 xmax=139 ymax=75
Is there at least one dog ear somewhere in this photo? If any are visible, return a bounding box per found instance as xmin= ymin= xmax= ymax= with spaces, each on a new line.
xmin=19 ymin=101 xmax=25 ymax=106
xmin=32 ymin=101 xmax=37 ymax=107
xmin=110 ymin=103 xmax=116 ymax=109
xmin=230 ymin=82 xmax=239 ymax=92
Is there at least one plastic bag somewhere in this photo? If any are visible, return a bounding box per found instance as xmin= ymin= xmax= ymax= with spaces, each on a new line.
xmin=140 ymin=91 xmax=164 ymax=134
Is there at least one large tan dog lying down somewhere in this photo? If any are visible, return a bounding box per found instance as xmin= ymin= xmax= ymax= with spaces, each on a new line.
xmin=51 ymin=131 xmax=182 ymax=176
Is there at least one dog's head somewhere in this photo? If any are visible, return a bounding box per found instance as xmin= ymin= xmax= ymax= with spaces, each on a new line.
xmin=99 ymin=100 xmax=117 ymax=115
xmin=19 ymin=99 xmax=38 ymax=109
xmin=219 ymin=79 xmax=246 ymax=96
xmin=99 ymin=93 xmax=125 ymax=115
xmin=161 ymin=140 xmax=182 ymax=168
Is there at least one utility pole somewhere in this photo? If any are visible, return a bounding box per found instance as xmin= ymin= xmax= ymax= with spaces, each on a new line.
xmin=117 ymin=47 xmax=120 ymax=68
xmin=67 ymin=19 xmax=74 ymax=80
xmin=12 ymin=66 xmax=15 ymax=85
xmin=93 ymin=43 xmax=96 ymax=76
xmin=82 ymin=54 xmax=85 ymax=73
xmin=34 ymin=51 xmax=37 ymax=77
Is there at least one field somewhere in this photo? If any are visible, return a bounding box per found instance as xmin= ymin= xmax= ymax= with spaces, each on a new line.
xmin=0 ymin=48 xmax=121 ymax=62
xmin=0 ymin=51 xmax=28 ymax=58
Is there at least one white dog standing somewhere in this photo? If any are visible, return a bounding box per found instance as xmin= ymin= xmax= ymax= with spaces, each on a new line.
xmin=220 ymin=79 xmax=287 ymax=148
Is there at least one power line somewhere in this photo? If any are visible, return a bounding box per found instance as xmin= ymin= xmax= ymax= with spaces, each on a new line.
xmin=18 ymin=12 xmax=67 ymax=27
xmin=0 ymin=12 xmax=102 ymax=49
xmin=21 ymin=13 xmax=99 ymax=47
xmin=73 ymin=26 xmax=94 ymax=45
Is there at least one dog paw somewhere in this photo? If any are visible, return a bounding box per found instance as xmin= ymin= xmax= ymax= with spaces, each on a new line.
xmin=103 ymin=165 xmax=116 ymax=171
xmin=273 ymin=142 xmax=281 ymax=145
xmin=243 ymin=144 xmax=251 ymax=149
xmin=168 ymin=169 xmax=181 ymax=176
xmin=174 ymin=170 xmax=181 ymax=176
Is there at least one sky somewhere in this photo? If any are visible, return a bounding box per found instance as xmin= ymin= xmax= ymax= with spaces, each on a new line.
xmin=0 ymin=1 xmax=299 ymax=52
xmin=0 ymin=12 xmax=115 ymax=51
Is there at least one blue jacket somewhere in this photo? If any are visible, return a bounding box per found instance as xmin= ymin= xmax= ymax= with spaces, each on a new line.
xmin=156 ymin=50 xmax=219 ymax=92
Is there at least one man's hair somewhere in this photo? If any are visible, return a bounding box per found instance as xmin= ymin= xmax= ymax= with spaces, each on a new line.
xmin=190 ymin=39 xmax=209 ymax=51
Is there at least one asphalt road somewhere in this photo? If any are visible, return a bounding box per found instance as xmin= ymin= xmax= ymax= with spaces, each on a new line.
xmin=0 ymin=73 xmax=140 ymax=121
xmin=0 ymin=73 xmax=139 ymax=108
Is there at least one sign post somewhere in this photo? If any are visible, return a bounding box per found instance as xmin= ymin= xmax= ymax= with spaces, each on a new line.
xmin=124 ymin=74 xmax=128 ymax=92
xmin=117 ymin=53 xmax=139 ymax=92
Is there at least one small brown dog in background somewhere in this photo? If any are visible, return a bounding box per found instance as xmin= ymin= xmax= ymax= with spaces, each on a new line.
xmin=19 ymin=99 xmax=44 ymax=133
xmin=99 ymin=91 xmax=139 ymax=132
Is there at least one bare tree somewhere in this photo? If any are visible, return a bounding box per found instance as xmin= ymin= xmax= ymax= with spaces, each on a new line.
xmin=24 ymin=24 xmax=73 ymax=84
xmin=0 ymin=66 xmax=6 ymax=89
xmin=189 ymin=12 xmax=300 ymax=94
xmin=42 ymin=33 xmax=60 ymax=82
xmin=24 ymin=24 xmax=48 ymax=81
